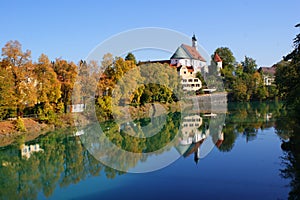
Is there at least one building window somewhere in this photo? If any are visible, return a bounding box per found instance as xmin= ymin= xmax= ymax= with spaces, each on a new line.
xmin=188 ymin=79 xmax=193 ymax=82
xmin=194 ymin=79 xmax=198 ymax=82
xmin=190 ymin=72 xmax=192 ymax=75
xmin=184 ymin=71 xmax=186 ymax=74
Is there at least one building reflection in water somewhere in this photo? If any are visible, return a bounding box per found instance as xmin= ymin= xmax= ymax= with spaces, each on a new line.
xmin=74 ymin=112 xmax=225 ymax=166
xmin=178 ymin=114 xmax=224 ymax=164
xmin=20 ymin=143 xmax=43 ymax=159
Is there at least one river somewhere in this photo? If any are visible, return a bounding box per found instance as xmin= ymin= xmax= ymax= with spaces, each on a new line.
xmin=0 ymin=102 xmax=298 ymax=199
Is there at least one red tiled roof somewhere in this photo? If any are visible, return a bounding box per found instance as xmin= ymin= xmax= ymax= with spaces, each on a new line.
xmin=182 ymin=44 xmax=206 ymax=62
xmin=215 ymin=139 xmax=223 ymax=148
xmin=186 ymin=66 xmax=194 ymax=72
xmin=183 ymin=139 xmax=205 ymax=158
xmin=214 ymin=53 xmax=222 ymax=62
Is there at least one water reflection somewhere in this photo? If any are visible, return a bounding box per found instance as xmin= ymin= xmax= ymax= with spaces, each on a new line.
xmin=277 ymin=111 xmax=300 ymax=199
xmin=178 ymin=114 xmax=224 ymax=164
xmin=20 ymin=143 xmax=43 ymax=159
xmin=0 ymin=102 xmax=298 ymax=199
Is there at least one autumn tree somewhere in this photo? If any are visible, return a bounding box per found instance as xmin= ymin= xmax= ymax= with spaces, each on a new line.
xmin=1 ymin=40 xmax=36 ymax=117
xmin=97 ymin=53 xmax=115 ymax=97
xmin=0 ymin=65 xmax=15 ymax=119
xmin=52 ymin=59 xmax=77 ymax=113
xmin=34 ymin=54 xmax=62 ymax=121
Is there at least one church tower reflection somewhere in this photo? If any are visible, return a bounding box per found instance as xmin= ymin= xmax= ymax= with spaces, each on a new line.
xmin=178 ymin=114 xmax=224 ymax=164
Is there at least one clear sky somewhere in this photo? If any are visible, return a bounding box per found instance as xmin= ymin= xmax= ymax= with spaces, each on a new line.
xmin=1 ymin=0 xmax=299 ymax=67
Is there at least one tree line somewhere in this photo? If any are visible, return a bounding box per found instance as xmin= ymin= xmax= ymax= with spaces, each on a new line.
xmin=1 ymin=27 xmax=299 ymax=124
xmin=0 ymin=40 xmax=77 ymax=123
xmin=212 ymin=47 xmax=278 ymax=101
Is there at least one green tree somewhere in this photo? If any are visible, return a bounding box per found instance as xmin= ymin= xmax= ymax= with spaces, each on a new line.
xmin=232 ymin=78 xmax=249 ymax=101
xmin=213 ymin=47 xmax=236 ymax=91
xmin=277 ymin=24 xmax=300 ymax=112
xmin=213 ymin=47 xmax=235 ymax=70
xmin=125 ymin=52 xmax=137 ymax=65
xmin=242 ymin=56 xmax=257 ymax=74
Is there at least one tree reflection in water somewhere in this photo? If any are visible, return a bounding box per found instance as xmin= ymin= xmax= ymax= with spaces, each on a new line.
xmin=278 ymin=112 xmax=300 ymax=199
xmin=0 ymin=102 xmax=299 ymax=199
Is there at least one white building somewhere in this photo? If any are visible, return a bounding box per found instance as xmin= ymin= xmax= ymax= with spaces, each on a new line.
xmin=258 ymin=65 xmax=276 ymax=86
xmin=170 ymin=34 xmax=222 ymax=91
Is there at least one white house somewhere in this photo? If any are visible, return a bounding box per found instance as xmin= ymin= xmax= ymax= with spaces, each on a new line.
xmin=258 ymin=65 xmax=276 ymax=86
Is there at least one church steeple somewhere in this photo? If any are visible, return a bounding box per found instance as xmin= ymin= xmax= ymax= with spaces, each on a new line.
xmin=192 ymin=34 xmax=198 ymax=50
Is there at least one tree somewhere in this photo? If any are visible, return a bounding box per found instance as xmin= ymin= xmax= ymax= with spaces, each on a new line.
xmin=232 ymin=78 xmax=249 ymax=101
xmin=1 ymin=40 xmax=31 ymax=67
xmin=52 ymin=59 xmax=77 ymax=113
xmin=242 ymin=56 xmax=257 ymax=74
xmin=277 ymin=24 xmax=300 ymax=112
xmin=213 ymin=47 xmax=235 ymax=70
xmin=213 ymin=47 xmax=236 ymax=91
xmin=1 ymin=40 xmax=36 ymax=117
xmin=34 ymin=54 xmax=61 ymax=121
xmin=195 ymin=72 xmax=206 ymax=87
xmin=125 ymin=52 xmax=137 ymax=65
xmin=0 ymin=66 xmax=15 ymax=119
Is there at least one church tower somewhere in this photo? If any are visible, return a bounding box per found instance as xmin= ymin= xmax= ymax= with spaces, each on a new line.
xmin=192 ymin=34 xmax=198 ymax=50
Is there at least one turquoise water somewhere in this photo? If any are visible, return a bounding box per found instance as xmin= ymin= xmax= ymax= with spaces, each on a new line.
xmin=0 ymin=102 xmax=296 ymax=199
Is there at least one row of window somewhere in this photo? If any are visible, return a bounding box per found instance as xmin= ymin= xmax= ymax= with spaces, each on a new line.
xmin=183 ymin=118 xmax=201 ymax=122
xmin=183 ymin=123 xmax=201 ymax=127
xmin=182 ymin=84 xmax=201 ymax=88
xmin=182 ymin=79 xmax=199 ymax=83
xmin=183 ymin=71 xmax=193 ymax=75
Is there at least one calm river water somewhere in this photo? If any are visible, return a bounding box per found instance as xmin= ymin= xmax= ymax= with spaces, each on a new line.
xmin=0 ymin=102 xmax=299 ymax=199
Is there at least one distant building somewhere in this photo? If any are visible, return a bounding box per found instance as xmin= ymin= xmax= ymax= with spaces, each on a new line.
xmin=258 ymin=65 xmax=276 ymax=86
xmin=212 ymin=53 xmax=223 ymax=75
xmin=67 ymin=104 xmax=85 ymax=113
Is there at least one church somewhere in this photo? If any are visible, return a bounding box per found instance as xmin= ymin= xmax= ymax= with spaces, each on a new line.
xmin=141 ymin=34 xmax=223 ymax=91
xmin=170 ymin=34 xmax=223 ymax=91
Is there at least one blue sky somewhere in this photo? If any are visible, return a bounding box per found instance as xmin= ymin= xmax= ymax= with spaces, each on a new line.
xmin=1 ymin=0 xmax=299 ymax=66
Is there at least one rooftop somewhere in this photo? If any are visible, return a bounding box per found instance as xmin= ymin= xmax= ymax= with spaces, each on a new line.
xmin=170 ymin=44 xmax=206 ymax=62
xmin=258 ymin=65 xmax=276 ymax=75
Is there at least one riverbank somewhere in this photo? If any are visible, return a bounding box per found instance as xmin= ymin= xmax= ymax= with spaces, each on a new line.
xmin=0 ymin=118 xmax=54 ymax=147
xmin=0 ymin=92 xmax=227 ymax=146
